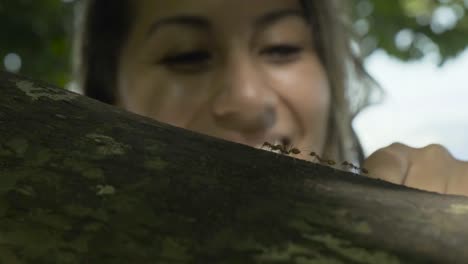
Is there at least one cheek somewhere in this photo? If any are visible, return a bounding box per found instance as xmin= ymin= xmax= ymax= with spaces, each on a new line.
xmin=266 ymin=59 xmax=331 ymax=152
xmin=304 ymin=74 xmax=330 ymax=119
xmin=268 ymin=62 xmax=331 ymax=121
xmin=118 ymin=68 xmax=166 ymax=116
xmin=118 ymin=67 xmax=213 ymax=126
xmin=295 ymin=68 xmax=331 ymax=145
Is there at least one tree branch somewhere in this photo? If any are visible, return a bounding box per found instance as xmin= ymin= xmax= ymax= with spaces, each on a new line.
xmin=1 ymin=71 xmax=467 ymax=263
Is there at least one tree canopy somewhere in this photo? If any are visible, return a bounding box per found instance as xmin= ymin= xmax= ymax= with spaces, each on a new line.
xmin=1 ymin=0 xmax=467 ymax=87
xmin=352 ymin=0 xmax=468 ymax=62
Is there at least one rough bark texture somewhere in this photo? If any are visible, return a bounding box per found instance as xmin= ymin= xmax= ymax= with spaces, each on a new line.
xmin=1 ymin=70 xmax=468 ymax=264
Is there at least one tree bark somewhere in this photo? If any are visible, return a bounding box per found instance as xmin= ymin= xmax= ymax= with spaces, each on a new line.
xmin=1 ymin=70 xmax=468 ymax=264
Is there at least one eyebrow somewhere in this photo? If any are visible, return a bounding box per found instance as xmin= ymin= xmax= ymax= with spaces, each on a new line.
xmin=146 ymin=9 xmax=305 ymax=38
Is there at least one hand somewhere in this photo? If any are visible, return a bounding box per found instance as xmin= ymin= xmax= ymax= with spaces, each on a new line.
xmin=363 ymin=143 xmax=468 ymax=196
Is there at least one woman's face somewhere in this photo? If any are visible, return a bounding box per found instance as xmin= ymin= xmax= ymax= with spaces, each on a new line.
xmin=117 ymin=0 xmax=331 ymax=161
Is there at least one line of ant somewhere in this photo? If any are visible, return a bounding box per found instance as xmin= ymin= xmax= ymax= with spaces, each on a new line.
xmin=261 ymin=141 xmax=368 ymax=174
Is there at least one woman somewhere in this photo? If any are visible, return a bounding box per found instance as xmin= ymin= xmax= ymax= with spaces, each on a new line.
xmin=74 ymin=0 xmax=468 ymax=196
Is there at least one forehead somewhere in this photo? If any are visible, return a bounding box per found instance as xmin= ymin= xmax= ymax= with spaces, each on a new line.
xmin=132 ymin=0 xmax=303 ymax=27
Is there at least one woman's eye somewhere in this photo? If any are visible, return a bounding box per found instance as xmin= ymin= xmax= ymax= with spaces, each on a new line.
xmin=261 ymin=45 xmax=303 ymax=61
xmin=159 ymin=51 xmax=212 ymax=71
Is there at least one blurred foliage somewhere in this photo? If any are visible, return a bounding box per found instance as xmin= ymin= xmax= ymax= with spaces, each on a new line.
xmin=0 ymin=0 xmax=74 ymax=87
xmin=351 ymin=0 xmax=468 ymax=63
xmin=1 ymin=0 xmax=468 ymax=87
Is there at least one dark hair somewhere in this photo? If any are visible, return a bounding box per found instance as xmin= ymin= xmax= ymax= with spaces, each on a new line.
xmin=74 ymin=0 xmax=381 ymax=165
xmin=73 ymin=0 xmax=131 ymax=104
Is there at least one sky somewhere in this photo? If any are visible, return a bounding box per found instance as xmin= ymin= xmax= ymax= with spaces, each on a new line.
xmin=353 ymin=49 xmax=468 ymax=161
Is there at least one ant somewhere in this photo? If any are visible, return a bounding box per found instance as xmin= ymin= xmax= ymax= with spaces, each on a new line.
xmin=262 ymin=140 xmax=301 ymax=155
xmin=280 ymin=138 xmax=302 ymax=155
xmin=281 ymin=144 xmax=301 ymax=155
xmin=309 ymin=152 xmax=336 ymax=166
xmin=261 ymin=141 xmax=284 ymax=152
xmin=261 ymin=141 xmax=284 ymax=154
xmin=261 ymin=141 xmax=274 ymax=149
xmin=341 ymin=161 xmax=368 ymax=174
xmin=262 ymin=142 xmax=369 ymax=174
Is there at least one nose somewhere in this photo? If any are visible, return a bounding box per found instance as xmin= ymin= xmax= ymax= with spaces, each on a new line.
xmin=211 ymin=54 xmax=277 ymax=135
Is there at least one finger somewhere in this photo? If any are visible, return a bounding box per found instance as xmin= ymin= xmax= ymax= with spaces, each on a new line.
xmin=404 ymin=144 xmax=453 ymax=194
xmin=363 ymin=143 xmax=410 ymax=185
xmin=445 ymin=163 xmax=468 ymax=196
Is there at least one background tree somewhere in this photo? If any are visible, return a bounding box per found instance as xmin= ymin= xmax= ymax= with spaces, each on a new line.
xmin=1 ymin=0 xmax=467 ymax=87
xmin=0 ymin=0 xmax=74 ymax=87
xmin=351 ymin=0 xmax=468 ymax=63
